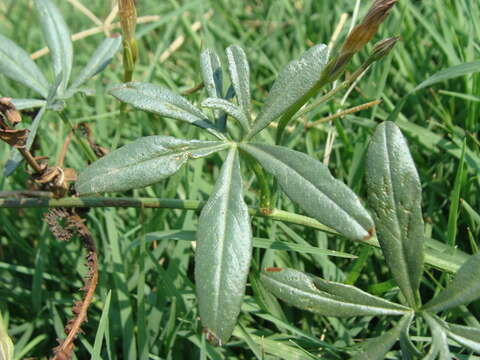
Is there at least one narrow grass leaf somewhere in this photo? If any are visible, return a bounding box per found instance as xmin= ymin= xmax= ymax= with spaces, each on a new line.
xmin=35 ymin=0 xmax=73 ymax=94
xmin=352 ymin=314 xmax=412 ymax=360
xmin=225 ymin=45 xmax=251 ymax=121
xmin=260 ymin=268 xmax=410 ymax=317
xmin=91 ymin=291 xmax=112 ymax=360
xmin=240 ymin=143 xmax=374 ymax=241
xmin=366 ymin=121 xmax=425 ymax=307
xmin=109 ymin=82 xmax=225 ymax=140
xmin=247 ymin=44 xmax=329 ymax=139
xmin=201 ymin=98 xmax=250 ymax=132
xmin=446 ymin=140 xmax=466 ymax=247
xmin=0 ymin=34 xmax=49 ymax=98
xmin=10 ymin=99 xmax=47 ymax=110
xmin=414 ymin=60 xmax=480 ymax=92
xmin=76 ymin=136 xmax=228 ymax=195
xmin=68 ymin=36 xmax=122 ymax=93
xmin=195 ymin=147 xmax=252 ymax=345
xmin=422 ymin=252 xmax=480 ymax=312
xmin=4 ymin=106 xmax=46 ymax=176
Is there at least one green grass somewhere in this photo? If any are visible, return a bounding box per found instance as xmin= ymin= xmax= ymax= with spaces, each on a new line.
xmin=0 ymin=0 xmax=479 ymax=359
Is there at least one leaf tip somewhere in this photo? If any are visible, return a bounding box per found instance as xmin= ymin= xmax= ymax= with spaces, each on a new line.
xmin=264 ymin=267 xmax=284 ymax=273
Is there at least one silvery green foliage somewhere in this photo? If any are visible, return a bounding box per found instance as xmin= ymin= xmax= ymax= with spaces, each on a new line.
xmin=366 ymin=121 xmax=425 ymax=307
xmin=195 ymin=148 xmax=252 ymax=345
xmin=76 ymin=136 xmax=229 ymax=195
xmin=261 ymin=122 xmax=480 ymax=357
xmin=247 ymin=44 xmax=329 ymax=139
xmin=0 ymin=0 xmax=121 ymax=175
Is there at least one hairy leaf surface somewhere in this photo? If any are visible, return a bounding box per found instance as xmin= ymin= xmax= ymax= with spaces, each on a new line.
xmin=200 ymin=48 xmax=225 ymax=128
xmin=352 ymin=315 xmax=412 ymax=360
xmin=35 ymin=0 xmax=73 ymax=95
xmin=247 ymin=44 xmax=329 ymax=138
xmin=109 ymin=82 xmax=225 ymax=140
xmin=76 ymin=136 xmax=229 ymax=195
xmin=195 ymin=147 xmax=252 ymax=345
xmin=68 ymin=36 xmax=122 ymax=93
xmin=0 ymin=34 xmax=49 ymax=98
xmin=240 ymin=143 xmax=373 ymax=240
xmin=366 ymin=121 xmax=425 ymax=307
xmin=423 ymin=252 xmax=480 ymax=312
xmin=225 ymin=45 xmax=251 ymax=121
xmin=202 ymin=98 xmax=250 ymax=131
xmin=261 ymin=268 xmax=409 ymax=317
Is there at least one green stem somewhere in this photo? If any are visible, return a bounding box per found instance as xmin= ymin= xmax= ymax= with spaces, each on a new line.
xmin=0 ymin=196 xmax=468 ymax=273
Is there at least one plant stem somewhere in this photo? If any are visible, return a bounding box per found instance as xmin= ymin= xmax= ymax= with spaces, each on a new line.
xmin=0 ymin=196 xmax=468 ymax=273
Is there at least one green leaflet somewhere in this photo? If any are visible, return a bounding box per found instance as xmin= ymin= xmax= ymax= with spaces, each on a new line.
xmin=201 ymin=98 xmax=250 ymax=132
xmin=352 ymin=314 xmax=412 ymax=360
xmin=11 ymin=99 xmax=47 ymax=110
xmin=422 ymin=313 xmax=452 ymax=360
xmin=366 ymin=121 xmax=425 ymax=307
xmin=68 ymin=36 xmax=122 ymax=94
xmin=200 ymin=48 xmax=226 ymax=130
xmin=240 ymin=143 xmax=374 ymax=241
xmin=0 ymin=34 xmax=49 ymax=98
xmin=225 ymin=45 xmax=251 ymax=122
xmin=109 ymin=82 xmax=226 ymax=140
xmin=195 ymin=147 xmax=252 ymax=345
xmin=261 ymin=268 xmax=410 ymax=317
xmin=35 ymin=0 xmax=73 ymax=95
xmin=441 ymin=320 xmax=480 ymax=353
xmin=76 ymin=136 xmax=229 ymax=195
xmin=246 ymin=44 xmax=329 ymax=139
xmin=422 ymin=252 xmax=480 ymax=313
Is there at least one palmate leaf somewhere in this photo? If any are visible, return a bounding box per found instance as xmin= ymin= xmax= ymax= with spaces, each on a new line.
xmin=352 ymin=314 xmax=412 ymax=360
xmin=68 ymin=36 xmax=122 ymax=94
xmin=260 ymin=268 xmax=410 ymax=317
xmin=225 ymin=45 xmax=251 ymax=122
xmin=366 ymin=121 xmax=425 ymax=307
xmin=0 ymin=34 xmax=49 ymax=98
xmin=35 ymin=0 xmax=73 ymax=95
xmin=246 ymin=44 xmax=329 ymax=139
xmin=422 ymin=252 xmax=480 ymax=313
xmin=239 ymin=143 xmax=374 ymax=241
xmin=195 ymin=147 xmax=252 ymax=345
xmin=76 ymin=136 xmax=229 ymax=195
xmin=109 ymin=82 xmax=226 ymax=140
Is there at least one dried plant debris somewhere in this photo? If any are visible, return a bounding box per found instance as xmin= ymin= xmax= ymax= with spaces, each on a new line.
xmin=0 ymin=97 xmax=28 ymax=148
xmin=46 ymin=210 xmax=98 ymax=360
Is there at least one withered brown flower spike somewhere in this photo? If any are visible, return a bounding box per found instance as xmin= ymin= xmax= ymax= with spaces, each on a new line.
xmin=342 ymin=0 xmax=398 ymax=55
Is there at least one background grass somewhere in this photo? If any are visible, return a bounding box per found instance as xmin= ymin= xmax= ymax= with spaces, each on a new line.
xmin=0 ymin=0 xmax=479 ymax=358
